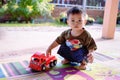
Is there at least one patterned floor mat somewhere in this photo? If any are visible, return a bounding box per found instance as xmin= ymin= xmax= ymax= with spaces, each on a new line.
xmin=0 ymin=60 xmax=94 ymax=80
xmin=0 ymin=52 xmax=120 ymax=80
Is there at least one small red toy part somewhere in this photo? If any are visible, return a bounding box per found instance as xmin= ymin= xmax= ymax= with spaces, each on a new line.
xmin=29 ymin=52 xmax=57 ymax=71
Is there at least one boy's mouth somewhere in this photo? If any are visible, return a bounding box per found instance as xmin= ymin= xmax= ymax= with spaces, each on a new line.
xmin=74 ymin=26 xmax=79 ymax=28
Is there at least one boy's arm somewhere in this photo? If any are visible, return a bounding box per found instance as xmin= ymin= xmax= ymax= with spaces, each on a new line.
xmin=46 ymin=40 xmax=59 ymax=56
xmin=87 ymin=49 xmax=95 ymax=63
xmin=89 ymin=49 xmax=94 ymax=53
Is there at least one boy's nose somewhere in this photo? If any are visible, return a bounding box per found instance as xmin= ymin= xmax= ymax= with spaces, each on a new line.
xmin=75 ymin=22 xmax=80 ymax=25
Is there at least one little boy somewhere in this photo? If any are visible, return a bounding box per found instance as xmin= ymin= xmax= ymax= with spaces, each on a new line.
xmin=46 ymin=7 xmax=97 ymax=70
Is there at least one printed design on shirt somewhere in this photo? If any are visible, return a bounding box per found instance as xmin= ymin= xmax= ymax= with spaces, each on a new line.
xmin=66 ymin=39 xmax=83 ymax=51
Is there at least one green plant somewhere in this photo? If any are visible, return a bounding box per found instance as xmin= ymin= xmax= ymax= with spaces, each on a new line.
xmin=18 ymin=0 xmax=54 ymax=22
xmin=57 ymin=12 xmax=67 ymax=24
xmin=96 ymin=16 xmax=103 ymax=24
xmin=0 ymin=0 xmax=54 ymax=23
xmin=0 ymin=2 xmax=2 ymax=7
xmin=85 ymin=14 xmax=95 ymax=25
xmin=0 ymin=4 xmax=8 ymax=16
xmin=117 ymin=12 xmax=120 ymax=17
xmin=59 ymin=12 xmax=67 ymax=18
xmin=6 ymin=2 xmax=19 ymax=20
xmin=117 ymin=12 xmax=120 ymax=24
xmin=54 ymin=17 xmax=61 ymax=23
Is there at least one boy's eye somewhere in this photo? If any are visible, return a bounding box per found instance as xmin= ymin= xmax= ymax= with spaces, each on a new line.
xmin=79 ymin=20 xmax=82 ymax=22
xmin=71 ymin=20 xmax=75 ymax=22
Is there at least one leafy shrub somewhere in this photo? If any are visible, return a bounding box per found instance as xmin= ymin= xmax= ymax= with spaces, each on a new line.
xmin=0 ymin=0 xmax=54 ymax=23
xmin=96 ymin=16 xmax=103 ymax=24
xmin=117 ymin=12 xmax=120 ymax=24
xmin=59 ymin=12 xmax=67 ymax=24
xmin=86 ymin=16 xmax=95 ymax=25
xmin=0 ymin=4 xmax=8 ymax=16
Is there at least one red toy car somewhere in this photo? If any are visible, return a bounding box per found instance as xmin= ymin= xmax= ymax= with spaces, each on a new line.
xmin=29 ymin=52 xmax=57 ymax=71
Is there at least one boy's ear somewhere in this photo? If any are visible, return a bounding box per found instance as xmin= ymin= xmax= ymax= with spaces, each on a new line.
xmin=84 ymin=19 xmax=87 ymax=25
xmin=83 ymin=13 xmax=88 ymax=25
xmin=67 ymin=19 xmax=69 ymax=24
xmin=82 ymin=15 xmax=87 ymax=26
xmin=82 ymin=19 xmax=87 ymax=26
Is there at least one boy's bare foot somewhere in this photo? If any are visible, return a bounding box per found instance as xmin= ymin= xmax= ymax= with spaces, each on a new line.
xmin=61 ymin=59 xmax=69 ymax=64
xmin=79 ymin=64 xmax=86 ymax=70
xmin=79 ymin=60 xmax=87 ymax=70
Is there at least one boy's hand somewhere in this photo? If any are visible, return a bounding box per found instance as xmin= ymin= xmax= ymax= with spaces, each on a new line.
xmin=46 ymin=41 xmax=59 ymax=57
xmin=46 ymin=49 xmax=51 ymax=57
xmin=87 ymin=53 xmax=94 ymax=63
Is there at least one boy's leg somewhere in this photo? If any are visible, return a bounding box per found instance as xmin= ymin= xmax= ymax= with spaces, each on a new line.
xmin=57 ymin=43 xmax=75 ymax=63
xmin=61 ymin=59 xmax=70 ymax=64
xmin=71 ymin=47 xmax=88 ymax=70
xmin=71 ymin=47 xmax=88 ymax=63
xmin=57 ymin=44 xmax=88 ymax=65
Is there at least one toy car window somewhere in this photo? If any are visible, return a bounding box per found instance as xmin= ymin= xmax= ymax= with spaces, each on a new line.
xmin=33 ymin=58 xmax=39 ymax=62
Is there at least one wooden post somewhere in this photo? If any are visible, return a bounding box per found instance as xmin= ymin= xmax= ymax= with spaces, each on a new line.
xmin=102 ymin=0 xmax=119 ymax=39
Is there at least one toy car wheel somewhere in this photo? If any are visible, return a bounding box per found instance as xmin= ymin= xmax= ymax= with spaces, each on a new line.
xmin=53 ymin=60 xmax=57 ymax=66
xmin=41 ymin=65 xmax=46 ymax=71
xmin=31 ymin=69 xmax=38 ymax=72
xmin=50 ymin=62 xmax=54 ymax=68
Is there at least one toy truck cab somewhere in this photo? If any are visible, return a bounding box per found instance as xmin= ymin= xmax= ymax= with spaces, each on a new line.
xmin=29 ymin=52 xmax=57 ymax=71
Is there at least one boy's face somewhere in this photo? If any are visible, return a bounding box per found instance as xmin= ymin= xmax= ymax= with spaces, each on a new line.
xmin=67 ymin=13 xmax=84 ymax=30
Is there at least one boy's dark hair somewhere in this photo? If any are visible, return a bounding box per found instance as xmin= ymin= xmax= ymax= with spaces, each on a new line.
xmin=67 ymin=7 xmax=82 ymax=18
